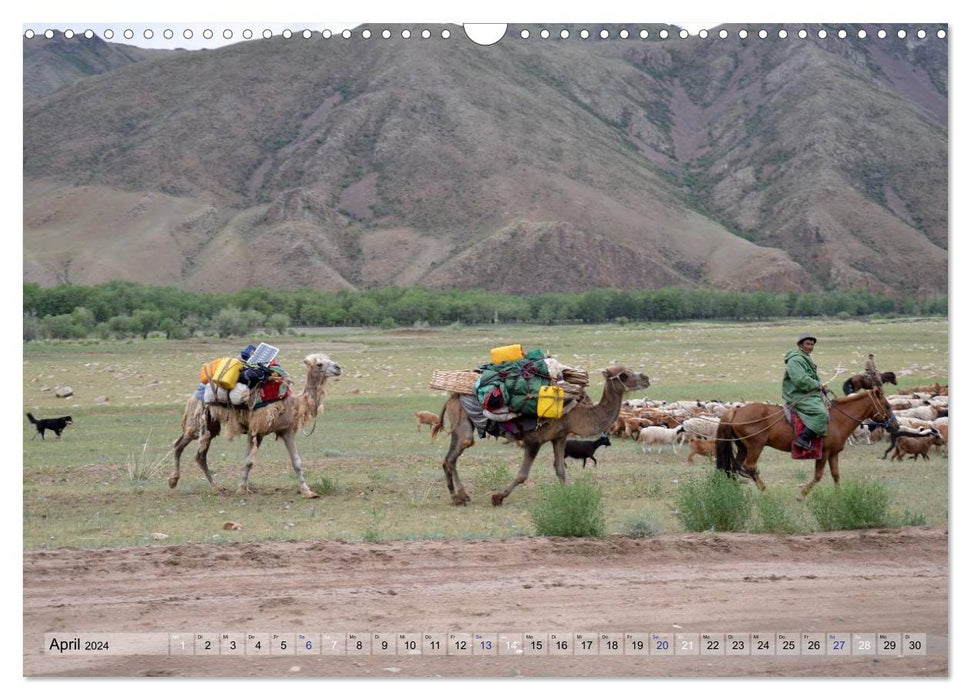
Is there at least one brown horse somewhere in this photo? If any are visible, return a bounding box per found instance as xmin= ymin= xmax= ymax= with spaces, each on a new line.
xmin=716 ymin=387 xmax=898 ymax=498
xmin=842 ymin=371 xmax=897 ymax=395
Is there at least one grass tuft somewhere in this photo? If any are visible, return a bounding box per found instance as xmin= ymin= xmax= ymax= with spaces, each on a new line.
xmin=531 ymin=474 xmax=606 ymax=538
xmin=807 ymin=479 xmax=893 ymax=530
xmin=124 ymin=430 xmax=171 ymax=483
xmin=675 ymin=470 xmax=752 ymax=532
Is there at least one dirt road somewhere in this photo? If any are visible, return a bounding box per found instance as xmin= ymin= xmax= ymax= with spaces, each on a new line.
xmin=23 ymin=527 xmax=948 ymax=677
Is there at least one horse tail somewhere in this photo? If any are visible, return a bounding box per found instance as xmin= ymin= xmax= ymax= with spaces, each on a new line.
xmin=715 ymin=421 xmax=751 ymax=479
xmin=842 ymin=377 xmax=854 ymax=396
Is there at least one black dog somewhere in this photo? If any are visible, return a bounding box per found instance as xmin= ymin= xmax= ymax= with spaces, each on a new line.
xmin=26 ymin=413 xmax=73 ymax=440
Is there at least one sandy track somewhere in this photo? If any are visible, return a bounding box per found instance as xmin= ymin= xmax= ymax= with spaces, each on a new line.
xmin=24 ymin=527 xmax=948 ymax=677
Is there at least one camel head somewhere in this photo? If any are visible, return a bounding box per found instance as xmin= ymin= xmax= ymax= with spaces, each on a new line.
xmin=304 ymin=353 xmax=342 ymax=379
xmin=602 ymin=365 xmax=650 ymax=393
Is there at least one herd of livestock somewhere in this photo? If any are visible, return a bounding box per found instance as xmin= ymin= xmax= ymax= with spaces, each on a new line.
xmin=605 ymin=384 xmax=949 ymax=464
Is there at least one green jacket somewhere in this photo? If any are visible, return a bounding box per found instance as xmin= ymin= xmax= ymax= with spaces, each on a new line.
xmin=781 ymin=349 xmax=829 ymax=434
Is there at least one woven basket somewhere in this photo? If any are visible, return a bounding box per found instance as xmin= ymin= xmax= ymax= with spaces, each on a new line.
xmin=429 ymin=369 xmax=479 ymax=394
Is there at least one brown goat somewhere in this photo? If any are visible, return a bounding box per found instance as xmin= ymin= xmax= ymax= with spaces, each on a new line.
xmin=891 ymin=434 xmax=943 ymax=461
xmin=686 ymin=437 xmax=717 ymax=464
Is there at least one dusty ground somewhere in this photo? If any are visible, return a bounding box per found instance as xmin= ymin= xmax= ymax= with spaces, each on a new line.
xmin=23 ymin=527 xmax=948 ymax=677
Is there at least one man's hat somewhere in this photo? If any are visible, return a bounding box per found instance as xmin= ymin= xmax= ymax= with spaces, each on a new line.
xmin=797 ymin=333 xmax=817 ymax=345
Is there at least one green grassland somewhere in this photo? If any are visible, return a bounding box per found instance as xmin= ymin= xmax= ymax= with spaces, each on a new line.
xmin=23 ymin=318 xmax=948 ymax=548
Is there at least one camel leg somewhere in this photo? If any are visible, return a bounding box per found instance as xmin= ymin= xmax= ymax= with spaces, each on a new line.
xmin=279 ymin=431 xmax=318 ymax=498
xmin=238 ymin=434 xmax=263 ymax=495
xmin=798 ymin=456 xmax=828 ymax=500
xmin=492 ymin=442 xmax=541 ymax=506
xmin=194 ymin=429 xmax=225 ymax=492
xmin=168 ymin=432 xmax=194 ymax=489
xmin=551 ymin=437 xmax=567 ymax=484
xmin=442 ymin=427 xmax=473 ymax=506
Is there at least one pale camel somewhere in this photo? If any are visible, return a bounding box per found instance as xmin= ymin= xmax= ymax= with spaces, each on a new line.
xmin=438 ymin=365 xmax=650 ymax=506
xmin=168 ymin=353 xmax=341 ymax=497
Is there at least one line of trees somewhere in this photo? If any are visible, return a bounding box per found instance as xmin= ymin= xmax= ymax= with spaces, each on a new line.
xmin=22 ymin=281 xmax=947 ymax=341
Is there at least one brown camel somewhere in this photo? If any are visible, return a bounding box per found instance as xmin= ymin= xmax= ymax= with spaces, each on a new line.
xmin=168 ymin=353 xmax=341 ymax=497
xmin=438 ymin=365 xmax=650 ymax=506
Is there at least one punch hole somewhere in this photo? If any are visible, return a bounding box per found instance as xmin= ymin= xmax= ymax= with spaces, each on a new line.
xmin=84 ymin=30 xmax=94 ymax=39
xmin=620 ymin=29 xmax=629 ymax=39
xmin=600 ymin=29 xmax=609 ymax=39
xmin=24 ymin=30 xmax=34 ymax=39
xmin=778 ymin=29 xmax=787 ymax=39
xmin=421 ymin=30 xmax=431 ymax=39
xmin=817 ymin=29 xmax=827 ymax=39
xmin=464 ymin=24 xmax=505 ymax=45
xmin=718 ymin=29 xmax=728 ymax=39
xmin=540 ymin=29 xmax=550 ymax=39
xmin=699 ymin=30 xmax=709 ymax=39
xmin=937 ymin=29 xmax=946 ymax=38
xmin=143 ymin=30 xmax=153 ymax=40
xmin=262 ymin=29 xmax=273 ymax=39
xmin=103 ymin=29 xmax=113 ymax=39
xmin=124 ymin=29 xmax=134 ymax=40
xmin=164 ymin=29 xmax=175 ymax=40
xmin=560 ymin=29 xmax=570 ymax=39
xmin=641 ymin=30 xmax=650 ymax=39
xmin=798 ymin=29 xmax=808 ymax=39
xmin=203 ymin=29 xmax=214 ymax=40
xmin=581 ymin=29 xmax=590 ymax=39
xmin=64 ymin=29 xmax=75 ymax=39
xmin=242 ymin=29 xmax=253 ymax=40
xmin=303 ymin=29 xmax=312 ymax=39
xmin=362 ymin=30 xmax=371 ymax=39
xmin=917 ymin=29 xmax=926 ymax=39
xmin=758 ymin=29 xmax=767 ymax=39
xmin=382 ymin=29 xmax=391 ymax=39
xmin=342 ymin=30 xmax=352 ymax=39
xmin=679 ymin=29 xmax=688 ymax=39
xmin=184 ymin=29 xmax=194 ymax=40
xmin=401 ymin=29 xmax=411 ymax=39
xmin=877 ymin=30 xmax=887 ymax=38
xmin=837 ymin=29 xmax=847 ymax=39
xmin=738 ymin=29 xmax=748 ymax=39
xmin=520 ymin=29 xmax=529 ymax=39
xmin=897 ymin=30 xmax=907 ymax=39
xmin=659 ymin=29 xmax=668 ymax=39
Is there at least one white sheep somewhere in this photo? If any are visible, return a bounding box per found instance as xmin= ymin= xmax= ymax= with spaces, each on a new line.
xmin=637 ymin=425 xmax=683 ymax=454
xmin=678 ymin=416 xmax=720 ymax=443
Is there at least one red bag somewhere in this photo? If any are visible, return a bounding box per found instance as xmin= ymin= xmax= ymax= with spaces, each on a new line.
xmin=791 ymin=413 xmax=823 ymax=460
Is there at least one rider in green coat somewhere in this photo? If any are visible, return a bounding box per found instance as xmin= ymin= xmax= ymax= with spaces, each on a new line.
xmin=782 ymin=333 xmax=829 ymax=449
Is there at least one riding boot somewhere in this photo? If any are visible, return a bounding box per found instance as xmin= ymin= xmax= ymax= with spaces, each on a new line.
xmin=794 ymin=426 xmax=816 ymax=450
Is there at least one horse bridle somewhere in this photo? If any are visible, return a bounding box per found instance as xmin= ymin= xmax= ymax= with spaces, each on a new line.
xmin=825 ymin=388 xmax=897 ymax=429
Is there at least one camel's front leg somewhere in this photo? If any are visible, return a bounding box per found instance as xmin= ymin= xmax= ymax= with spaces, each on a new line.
xmin=492 ymin=442 xmax=542 ymax=506
xmin=279 ymin=431 xmax=317 ymax=498
xmin=237 ymin=434 xmax=263 ymax=495
xmin=551 ymin=437 xmax=567 ymax=484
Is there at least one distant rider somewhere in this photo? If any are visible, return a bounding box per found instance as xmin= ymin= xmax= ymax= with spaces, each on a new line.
xmin=782 ymin=333 xmax=829 ymax=450
xmin=865 ymin=353 xmax=882 ymax=386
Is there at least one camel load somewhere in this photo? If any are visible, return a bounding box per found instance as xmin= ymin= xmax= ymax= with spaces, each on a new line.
xmin=196 ymin=343 xmax=293 ymax=409
xmin=430 ymin=345 xmax=590 ymax=441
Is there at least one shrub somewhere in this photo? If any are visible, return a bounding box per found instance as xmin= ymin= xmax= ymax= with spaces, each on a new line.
xmin=624 ymin=512 xmax=664 ymax=538
xmin=807 ymin=479 xmax=892 ymax=530
xmin=675 ymin=470 xmax=751 ymax=532
xmin=531 ymin=474 xmax=606 ymax=538
xmin=309 ymin=476 xmax=340 ymax=497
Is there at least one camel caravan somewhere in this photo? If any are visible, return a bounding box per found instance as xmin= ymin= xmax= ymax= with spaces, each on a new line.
xmin=167 ymin=338 xmax=945 ymax=504
xmin=169 ymin=343 xmax=341 ymax=498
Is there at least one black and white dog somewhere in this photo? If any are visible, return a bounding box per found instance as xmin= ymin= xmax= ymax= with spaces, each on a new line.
xmin=26 ymin=413 xmax=73 ymax=440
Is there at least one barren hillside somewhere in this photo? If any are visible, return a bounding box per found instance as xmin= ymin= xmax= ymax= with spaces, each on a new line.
xmin=23 ymin=24 xmax=947 ymax=295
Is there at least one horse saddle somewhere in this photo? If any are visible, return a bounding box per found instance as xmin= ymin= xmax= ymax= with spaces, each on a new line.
xmin=783 ymin=405 xmax=824 ymax=460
